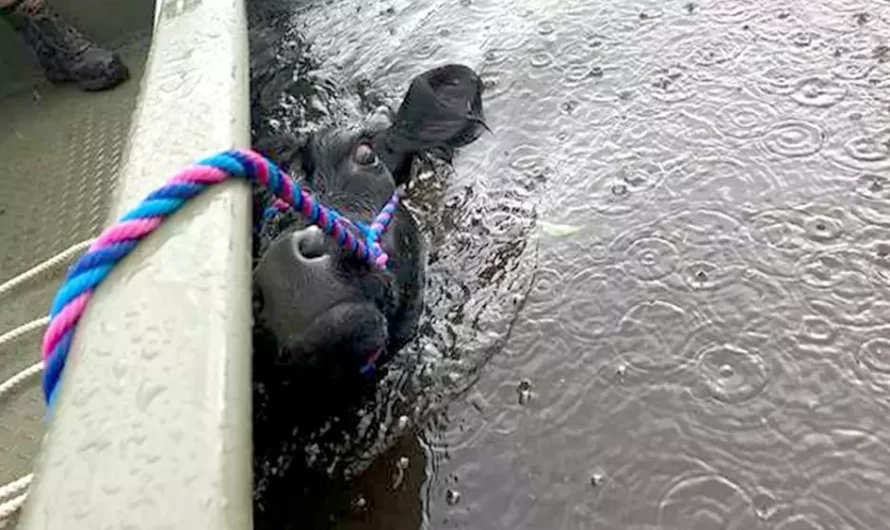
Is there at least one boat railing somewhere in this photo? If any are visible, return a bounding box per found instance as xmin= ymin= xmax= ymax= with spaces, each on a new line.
xmin=16 ymin=0 xmax=254 ymax=527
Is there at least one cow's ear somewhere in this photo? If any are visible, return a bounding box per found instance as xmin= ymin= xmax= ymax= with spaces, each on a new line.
xmin=373 ymin=64 xmax=488 ymax=185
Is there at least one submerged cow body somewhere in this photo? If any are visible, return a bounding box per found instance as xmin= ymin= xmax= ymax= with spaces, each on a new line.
xmin=251 ymin=64 xmax=487 ymax=527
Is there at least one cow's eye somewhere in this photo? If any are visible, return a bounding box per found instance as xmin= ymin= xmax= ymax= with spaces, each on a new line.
xmin=354 ymin=142 xmax=378 ymax=165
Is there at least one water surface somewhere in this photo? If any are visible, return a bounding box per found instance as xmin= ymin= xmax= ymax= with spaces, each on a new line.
xmin=249 ymin=0 xmax=890 ymax=527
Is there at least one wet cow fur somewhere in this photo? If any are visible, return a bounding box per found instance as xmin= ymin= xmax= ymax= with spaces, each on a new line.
xmin=250 ymin=64 xmax=487 ymax=526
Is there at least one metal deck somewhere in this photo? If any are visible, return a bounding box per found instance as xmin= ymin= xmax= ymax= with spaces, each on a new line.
xmin=2 ymin=0 xmax=254 ymax=526
xmin=0 ymin=12 xmax=151 ymax=528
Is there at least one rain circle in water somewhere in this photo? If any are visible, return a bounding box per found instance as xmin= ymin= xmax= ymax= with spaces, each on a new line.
xmin=832 ymin=57 xmax=875 ymax=80
xmin=856 ymin=337 xmax=890 ymax=375
xmin=824 ymin=126 xmax=890 ymax=172
xmin=507 ymin=143 xmax=549 ymax=175
xmin=714 ymin=99 xmax=778 ymax=139
xmin=851 ymin=334 xmax=890 ymax=391
xmin=612 ymin=157 xmax=665 ymax=193
xmin=803 ymin=215 xmax=843 ymax=243
xmin=620 ymin=236 xmax=680 ymax=281
xmin=758 ymin=67 xmax=805 ymax=95
xmin=613 ymin=300 xmax=701 ymax=373
xmin=760 ymin=120 xmax=825 ymax=158
xmin=527 ymin=265 xmax=565 ymax=307
xmin=791 ymin=77 xmax=847 ymax=107
xmin=529 ymin=51 xmax=554 ymax=69
xmin=798 ymin=315 xmax=837 ymax=346
xmin=562 ymin=64 xmax=597 ymax=87
xmin=789 ymin=31 xmax=816 ymax=47
xmin=686 ymin=37 xmax=744 ymax=66
xmin=658 ymin=474 xmax=755 ymax=528
xmin=478 ymin=70 xmax=516 ymax=101
xmin=752 ymin=492 xmax=779 ymax=521
xmin=537 ymin=20 xmax=556 ymax=35
xmin=696 ymin=344 xmax=770 ymax=404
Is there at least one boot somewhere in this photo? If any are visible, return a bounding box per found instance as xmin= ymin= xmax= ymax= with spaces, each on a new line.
xmin=1 ymin=0 xmax=128 ymax=91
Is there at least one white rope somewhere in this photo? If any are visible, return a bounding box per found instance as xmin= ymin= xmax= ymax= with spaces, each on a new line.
xmin=0 ymin=474 xmax=31 ymax=503
xmin=0 ymin=323 xmax=45 ymax=524
xmin=0 ymin=317 xmax=49 ymax=349
xmin=0 ymin=238 xmax=93 ymax=525
xmin=0 ymin=239 xmax=92 ymax=300
xmin=0 ymin=362 xmax=42 ymax=403
xmin=0 ymin=492 xmax=28 ymax=523
xmin=0 ymin=334 xmax=43 ymax=525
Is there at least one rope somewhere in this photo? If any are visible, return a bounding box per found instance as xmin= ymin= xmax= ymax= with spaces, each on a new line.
xmin=41 ymin=148 xmax=401 ymax=410
xmin=0 ymin=475 xmax=31 ymax=503
xmin=0 ymin=493 xmax=27 ymax=523
xmin=0 ymin=240 xmax=92 ymax=300
xmin=0 ymin=318 xmax=49 ymax=401
xmin=0 ymin=317 xmax=49 ymax=349
xmin=0 ymin=472 xmax=31 ymax=524
xmin=0 ymin=363 xmax=42 ymax=403
xmin=0 ymin=319 xmax=45 ymax=522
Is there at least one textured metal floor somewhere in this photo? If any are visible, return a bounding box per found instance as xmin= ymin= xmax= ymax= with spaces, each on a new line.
xmin=0 ymin=37 xmax=150 ymax=520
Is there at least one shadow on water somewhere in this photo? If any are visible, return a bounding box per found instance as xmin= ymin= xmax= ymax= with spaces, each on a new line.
xmin=249 ymin=0 xmax=890 ymax=528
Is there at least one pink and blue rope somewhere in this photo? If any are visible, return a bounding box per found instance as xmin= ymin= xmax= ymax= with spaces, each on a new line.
xmin=41 ymin=148 xmax=400 ymax=410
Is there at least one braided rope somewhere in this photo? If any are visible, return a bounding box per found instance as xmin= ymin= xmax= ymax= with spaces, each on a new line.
xmin=41 ymin=148 xmax=401 ymax=410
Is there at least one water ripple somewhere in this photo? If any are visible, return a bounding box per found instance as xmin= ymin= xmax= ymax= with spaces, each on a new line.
xmin=760 ymin=120 xmax=825 ymax=158
xmin=695 ymin=343 xmax=770 ymax=404
xmin=791 ymin=76 xmax=847 ymax=107
xmin=657 ymin=474 xmax=758 ymax=528
xmin=616 ymin=236 xmax=680 ymax=282
xmin=853 ymin=335 xmax=890 ymax=391
xmin=612 ymin=299 xmax=706 ymax=374
xmin=824 ymin=122 xmax=890 ymax=172
xmin=246 ymin=0 xmax=890 ymax=527
xmin=715 ymin=98 xmax=778 ymax=139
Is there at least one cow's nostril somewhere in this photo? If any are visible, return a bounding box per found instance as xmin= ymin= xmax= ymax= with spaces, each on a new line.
xmin=292 ymin=226 xmax=328 ymax=261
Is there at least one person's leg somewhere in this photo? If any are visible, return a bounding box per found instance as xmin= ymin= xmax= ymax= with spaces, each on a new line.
xmin=0 ymin=0 xmax=128 ymax=91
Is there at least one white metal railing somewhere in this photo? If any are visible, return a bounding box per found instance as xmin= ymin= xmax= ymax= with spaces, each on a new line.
xmin=14 ymin=0 xmax=254 ymax=527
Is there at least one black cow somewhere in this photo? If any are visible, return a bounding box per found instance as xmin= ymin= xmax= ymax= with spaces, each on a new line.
xmin=251 ymin=64 xmax=487 ymax=528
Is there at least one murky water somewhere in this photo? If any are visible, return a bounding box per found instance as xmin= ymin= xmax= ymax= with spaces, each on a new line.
xmin=249 ymin=0 xmax=890 ymax=528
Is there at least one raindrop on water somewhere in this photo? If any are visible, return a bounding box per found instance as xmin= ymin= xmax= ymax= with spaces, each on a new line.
xmin=446 ymin=489 xmax=462 ymax=505
xmin=611 ymin=183 xmax=629 ymax=196
xmin=590 ymin=471 xmax=605 ymax=487
xmin=517 ymin=378 xmax=533 ymax=405
xmin=753 ymin=492 xmax=778 ymax=521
